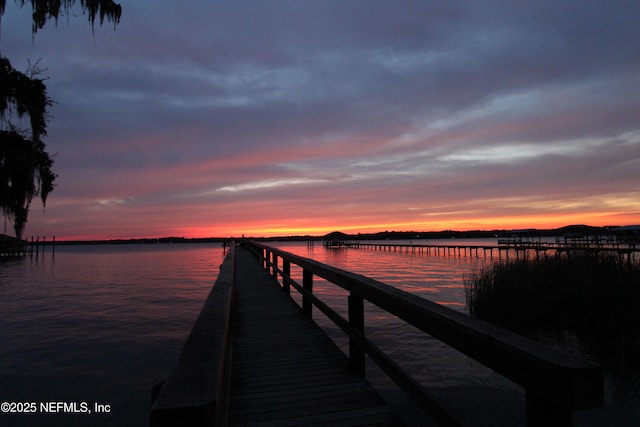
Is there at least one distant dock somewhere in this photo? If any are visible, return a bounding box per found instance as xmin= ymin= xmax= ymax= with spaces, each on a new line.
xmin=324 ymin=237 xmax=639 ymax=261
xmin=0 ymin=236 xmax=26 ymax=257
xmin=0 ymin=235 xmax=55 ymax=259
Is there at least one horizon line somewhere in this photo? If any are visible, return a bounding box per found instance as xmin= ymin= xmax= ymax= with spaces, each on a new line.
xmin=31 ymin=223 xmax=639 ymax=244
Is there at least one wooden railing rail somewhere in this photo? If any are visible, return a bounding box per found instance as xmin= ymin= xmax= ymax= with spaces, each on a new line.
xmin=150 ymin=245 xmax=235 ymax=427
xmin=243 ymin=241 xmax=603 ymax=426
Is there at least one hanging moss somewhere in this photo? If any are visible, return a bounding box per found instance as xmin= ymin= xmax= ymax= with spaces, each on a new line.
xmin=0 ymin=55 xmax=56 ymax=239
xmin=0 ymin=0 xmax=122 ymax=34
xmin=0 ymin=1 xmax=121 ymax=238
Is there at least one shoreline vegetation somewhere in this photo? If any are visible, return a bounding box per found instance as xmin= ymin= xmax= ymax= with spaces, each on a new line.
xmin=465 ymin=252 xmax=640 ymax=405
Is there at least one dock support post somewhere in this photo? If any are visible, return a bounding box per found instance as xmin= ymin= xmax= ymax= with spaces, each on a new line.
xmin=302 ymin=269 xmax=313 ymax=317
xmin=348 ymin=293 xmax=365 ymax=375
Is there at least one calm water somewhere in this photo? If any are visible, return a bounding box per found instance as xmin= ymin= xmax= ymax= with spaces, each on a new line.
xmin=0 ymin=240 xmax=634 ymax=426
xmin=1 ymin=243 xmax=226 ymax=426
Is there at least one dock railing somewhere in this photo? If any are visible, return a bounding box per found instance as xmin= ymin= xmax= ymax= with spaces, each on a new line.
xmin=243 ymin=241 xmax=603 ymax=426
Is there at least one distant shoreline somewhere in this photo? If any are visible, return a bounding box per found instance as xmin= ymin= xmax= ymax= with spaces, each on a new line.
xmin=49 ymin=224 xmax=637 ymax=245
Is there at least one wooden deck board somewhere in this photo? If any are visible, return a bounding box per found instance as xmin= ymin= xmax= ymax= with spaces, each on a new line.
xmin=228 ymin=247 xmax=403 ymax=426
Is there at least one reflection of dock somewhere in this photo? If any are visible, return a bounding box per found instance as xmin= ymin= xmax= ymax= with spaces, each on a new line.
xmin=151 ymin=242 xmax=603 ymax=426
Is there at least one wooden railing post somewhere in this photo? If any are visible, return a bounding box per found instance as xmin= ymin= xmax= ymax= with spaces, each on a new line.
xmin=348 ymin=293 xmax=365 ymax=375
xmin=271 ymin=252 xmax=278 ymax=279
xmin=283 ymin=260 xmax=291 ymax=295
xmin=302 ymin=269 xmax=313 ymax=317
xmin=266 ymin=249 xmax=272 ymax=273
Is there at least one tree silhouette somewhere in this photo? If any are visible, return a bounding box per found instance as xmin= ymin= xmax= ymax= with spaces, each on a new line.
xmin=0 ymin=0 xmax=122 ymax=33
xmin=0 ymin=57 xmax=55 ymax=239
xmin=0 ymin=0 xmax=121 ymax=239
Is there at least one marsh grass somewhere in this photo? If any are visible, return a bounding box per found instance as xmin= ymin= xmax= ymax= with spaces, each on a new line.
xmin=465 ymin=252 xmax=640 ymax=404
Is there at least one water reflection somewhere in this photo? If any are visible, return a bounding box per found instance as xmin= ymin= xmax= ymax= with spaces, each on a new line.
xmin=276 ymin=239 xmax=487 ymax=312
xmin=0 ymin=244 xmax=225 ymax=427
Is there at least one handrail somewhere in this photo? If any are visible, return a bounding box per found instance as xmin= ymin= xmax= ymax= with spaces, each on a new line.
xmin=150 ymin=245 xmax=235 ymax=427
xmin=243 ymin=241 xmax=603 ymax=426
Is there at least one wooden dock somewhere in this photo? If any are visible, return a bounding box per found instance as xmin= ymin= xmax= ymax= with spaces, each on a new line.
xmin=151 ymin=242 xmax=604 ymax=427
xmin=150 ymin=245 xmax=402 ymax=426
xmin=0 ymin=234 xmax=27 ymax=257
xmin=0 ymin=234 xmax=55 ymax=259
xmin=228 ymin=246 xmax=401 ymax=426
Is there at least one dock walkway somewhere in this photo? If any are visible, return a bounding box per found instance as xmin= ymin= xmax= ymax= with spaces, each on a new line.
xmin=228 ymin=246 xmax=401 ymax=426
xmin=151 ymin=245 xmax=402 ymax=426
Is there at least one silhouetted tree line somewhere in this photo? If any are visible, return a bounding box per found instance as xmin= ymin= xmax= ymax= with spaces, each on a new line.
xmin=0 ymin=0 xmax=121 ymax=239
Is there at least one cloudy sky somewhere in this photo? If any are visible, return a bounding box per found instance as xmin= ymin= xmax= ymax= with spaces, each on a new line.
xmin=2 ymin=1 xmax=639 ymax=239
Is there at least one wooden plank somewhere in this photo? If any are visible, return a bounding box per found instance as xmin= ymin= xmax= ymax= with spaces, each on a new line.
xmin=230 ymin=380 xmax=380 ymax=401
xmin=228 ymin=246 xmax=402 ymax=426
xmin=232 ymin=405 xmax=401 ymax=427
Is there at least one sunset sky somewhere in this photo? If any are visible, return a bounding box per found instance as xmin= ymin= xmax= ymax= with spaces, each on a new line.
xmin=2 ymin=1 xmax=639 ymax=240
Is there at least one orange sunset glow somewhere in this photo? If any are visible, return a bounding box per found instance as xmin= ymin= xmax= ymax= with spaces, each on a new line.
xmin=2 ymin=3 xmax=639 ymax=240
